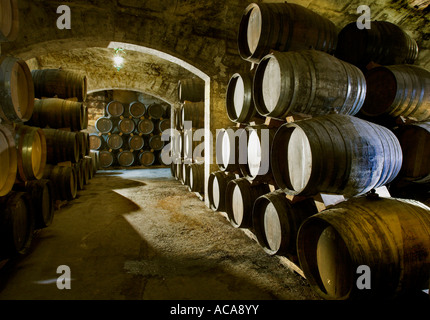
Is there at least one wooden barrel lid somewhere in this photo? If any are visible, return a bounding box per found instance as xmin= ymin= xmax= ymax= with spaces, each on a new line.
xmin=89 ymin=134 xmax=102 ymax=150
xmin=106 ymin=101 xmax=124 ymax=117
xmin=287 ymin=127 xmax=312 ymax=192
xmin=261 ymin=56 xmax=282 ymax=113
xmin=246 ymin=5 xmax=262 ymax=55
xmin=263 ymin=202 xmax=282 ymax=253
xmin=107 ymin=134 xmax=123 ymax=150
xmin=0 ymin=125 xmax=17 ymax=196
xmin=0 ymin=0 xmax=19 ymax=42
xmin=138 ymin=118 xmax=154 ymax=135
xmin=129 ymin=135 xmax=144 ymax=150
xmin=95 ymin=117 xmax=113 ymax=133
xmin=99 ymin=151 xmax=114 ymax=168
xmin=129 ymin=101 xmax=146 ymax=118
xmin=118 ymin=151 xmax=135 ymax=167
xmin=316 ymin=226 xmax=353 ymax=298
xmin=139 ymin=151 xmax=155 ymax=166
xmin=231 ymin=184 xmax=244 ymax=227
xmin=119 ymin=118 xmax=136 ymax=134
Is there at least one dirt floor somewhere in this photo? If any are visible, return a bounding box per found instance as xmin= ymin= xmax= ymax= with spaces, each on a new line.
xmin=0 ymin=168 xmax=320 ymax=300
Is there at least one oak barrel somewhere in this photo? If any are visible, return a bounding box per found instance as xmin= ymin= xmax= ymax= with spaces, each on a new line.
xmin=0 ymin=191 xmax=34 ymax=259
xmin=216 ymin=127 xmax=247 ymax=173
xmin=253 ymin=50 xmax=366 ymax=120
xmin=335 ymin=21 xmax=419 ymax=69
xmin=73 ymin=160 xmax=84 ymax=190
xmin=29 ymin=98 xmax=85 ymax=131
xmin=15 ymin=125 xmax=47 ymax=182
xmin=139 ymin=150 xmax=155 ymax=166
xmin=43 ymin=128 xmax=79 ymax=164
xmin=95 ymin=117 xmax=114 ymax=134
xmin=118 ymin=118 xmax=136 ymax=135
xmin=226 ymin=72 xmax=264 ymax=124
xmin=181 ymin=101 xmax=204 ymax=129
xmin=240 ymin=125 xmax=276 ymax=182
xmin=137 ymin=118 xmax=155 ymax=135
xmin=297 ymin=196 xmax=430 ymax=300
xmin=0 ymin=56 xmax=34 ymax=123
xmin=25 ymin=179 xmax=54 ymax=230
xmin=361 ymin=65 xmax=430 ymax=121
xmin=189 ymin=163 xmax=204 ymax=193
xmin=99 ymin=150 xmax=114 ymax=168
xmin=208 ymin=171 xmax=236 ymax=212
xmin=147 ymin=103 xmax=166 ymax=120
xmin=76 ymin=131 xmax=89 ymax=158
xmin=0 ymin=124 xmax=17 ymax=196
xmin=395 ymin=122 xmax=430 ymax=183
xmin=149 ymin=134 xmax=165 ymax=151
xmin=271 ymin=114 xmax=403 ymax=197
xmin=178 ymin=78 xmax=205 ymax=103
xmin=225 ymin=178 xmax=270 ymax=228
xmin=252 ymin=190 xmax=317 ymax=256
xmin=182 ymin=162 xmax=191 ymax=186
xmin=128 ymin=134 xmax=145 ymax=151
xmin=106 ymin=100 xmax=124 ymax=117
xmin=42 ymin=164 xmax=77 ymax=201
xmin=158 ymin=119 xmax=171 ymax=133
xmin=89 ymin=133 xmax=103 ymax=150
xmin=0 ymin=0 xmax=19 ymax=42
xmin=182 ymin=128 xmax=204 ymax=162
xmin=89 ymin=150 xmax=100 ymax=174
xmin=238 ymin=3 xmax=338 ymax=64
xmin=129 ymin=101 xmax=146 ymax=118
xmin=106 ymin=134 xmax=124 ymax=151
xmin=117 ymin=150 xmax=135 ymax=167
xmin=31 ymin=69 xmax=87 ymax=102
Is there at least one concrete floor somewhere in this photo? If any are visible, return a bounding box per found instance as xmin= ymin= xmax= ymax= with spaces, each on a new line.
xmin=0 ymin=168 xmax=320 ymax=300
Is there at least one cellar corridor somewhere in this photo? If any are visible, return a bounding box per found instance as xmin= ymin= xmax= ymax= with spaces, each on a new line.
xmin=0 ymin=168 xmax=319 ymax=300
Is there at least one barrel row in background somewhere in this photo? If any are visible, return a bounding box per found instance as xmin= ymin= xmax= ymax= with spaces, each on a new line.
xmin=208 ymin=1 xmax=430 ymax=300
xmin=92 ymin=99 xmax=171 ymax=169
xmin=170 ymin=78 xmax=206 ymax=200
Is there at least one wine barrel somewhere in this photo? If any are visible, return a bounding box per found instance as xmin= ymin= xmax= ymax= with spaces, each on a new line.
xmin=128 ymin=134 xmax=145 ymax=151
xmin=29 ymin=98 xmax=85 ymax=131
xmin=118 ymin=118 xmax=136 ymax=135
xmin=73 ymin=160 xmax=85 ymax=190
xmin=189 ymin=163 xmax=204 ymax=193
xmin=117 ymin=150 xmax=135 ymax=167
xmin=137 ymin=118 xmax=155 ymax=135
xmin=253 ymin=50 xmax=366 ymax=120
xmin=89 ymin=133 xmax=103 ymax=150
xmin=182 ymin=162 xmax=191 ymax=186
xmin=216 ymin=127 xmax=247 ymax=173
xmin=178 ymin=78 xmax=205 ymax=103
xmin=76 ymin=131 xmax=89 ymax=158
xmin=43 ymin=164 xmax=77 ymax=201
xmin=170 ymin=161 xmax=176 ymax=178
xmin=0 ymin=191 xmax=34 ymax=259
xmin=0 ymin=56 xmax=34 ymax=123
xmin=0 ymin=124 xmax=17 ymax=196
xmin=158 ymin=148 xmax=170 ymax=166
xmin=395 ymin=122 xmax=430 ymax=183
xmin=15 ymin=125 xmax=47 ymax=182
xmin=174 ymin=158 xmax=183 ymax=181
xmin=82 ymin=156 xmax=93 ymax=181
xmin=106 ymin=100 xmax=124 ymax=117
xmin=95 ymin=117 xmax=114 ymax=134
xmin=225 ymin=178 xmax=271 ymax=228
xmin=25 ymin=179 xmax=54 ymax=230
xmin=182 ymin=128 xmax=204 ymax=162
xmin=99 ymin=150 xmax=114 ymax=168
xmin=226 ymin=72 xmax=264 ymax=124
xmin=271 ymin=114 xmax=403 ymax=197
xmin=89 ymin=150 xmax=100 ymax=174
xmin=238 ymin=3 xmax=338 ymax=64
xmin=158 ymin=119 xmax=171 ymax=133
xmin=297 ymin=196 xmax=430 ymax=300
xmin=0 ymin=0 xmax=19 ymax=42
xmin=361 ymin=65 xmax=430 ymax=121
xmin=149 ymin=134 xmax=165 ymax=151
xmin=181 ymin=101 xmax=204 ymax=129
xmin=106 ymin=133 xmax=124 ymax=150
xmin=139 ymin=150 xmax=155 ymax=166
xmin=208 ymin=171 xmax=237 ymax=212
xmin=240 ymin=125 xmax=276 ymax=183
xmin=129 ymin=101 xmax=146 ymax=118
xmin=43 ymin=128 xmax=79 ymax=164
xmin=252 ymin=190 xmax=317 ymax=256
xmin=31 ymin=69 xmax=87 ymax=102
xmin=147 ymin=103 xmax=166 ymax=120
xmin=335 ymin=21 xmax=419 ymax=69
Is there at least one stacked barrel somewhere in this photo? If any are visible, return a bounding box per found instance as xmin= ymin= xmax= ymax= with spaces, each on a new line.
xmin=210 ymin=2 xmax=430 ymax=300
xmin=0 ymin=8 xmax=93 ymax=261
xmin=170 ymin=78 xmax=205 ymax=198
xmin=91 ymin=100 xmax=171 ymax=169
